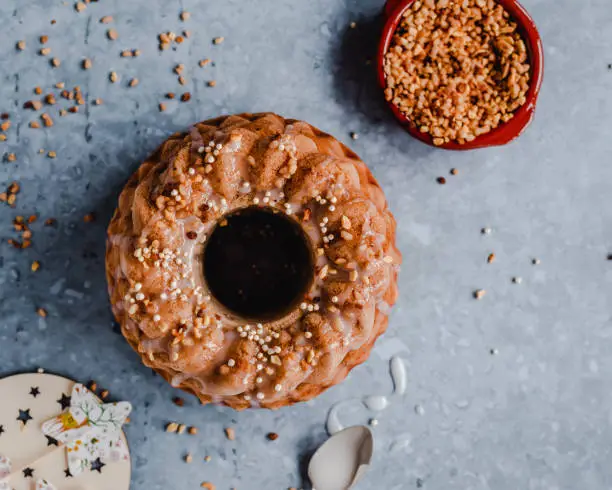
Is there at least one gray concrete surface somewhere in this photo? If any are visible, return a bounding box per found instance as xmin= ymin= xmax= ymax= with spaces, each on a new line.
xmin=1 ymin=0 xmax=611 ymax=489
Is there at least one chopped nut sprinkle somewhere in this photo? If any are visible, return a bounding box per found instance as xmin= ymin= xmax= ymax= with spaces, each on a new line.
xmin=383 ymin=0 xmax=531 ymax=145
xmin=199 ymin=59 xmax=211 ymax=67
xmin=266 ymin=432 xmax=279 ymax=441
xmin=212 ymin=36 xmax=224 ymax=45
xmin=100 ymin=15 xmax=113 ymax=23
xmin=82 ymin=58 xmax=92 ymax=69
xmin=474 ymin=289 xmax=486 ymax=300
xmin=16 ymin=41 xmax=26 ymax=51
xmin=37 ymin=307 xmax=47 ymax=318
xmin=107 ymin=29 xmax=119 ymax=40
xmin=31 ymin=261 xmax=40 ymax=272
xmin=109 ymin=71 xmax=119 ymax=83
xmin=75 ymin=1 xmax=86 ymax=12
xmin=201 ymin=483 xmax=215 ymax=490
xmin=129 ymin=78 xmax=139 ymax=87
xmin=180 ymin=11 xmax=191 ymax=21
xmin=165 ymin=422 xmax=179 ymax=433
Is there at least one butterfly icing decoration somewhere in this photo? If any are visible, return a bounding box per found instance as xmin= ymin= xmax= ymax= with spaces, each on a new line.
xmin=42 ymin=384 xmax=131 ymax=477
xmin=0 ymin=455 xmax=11 ymax=490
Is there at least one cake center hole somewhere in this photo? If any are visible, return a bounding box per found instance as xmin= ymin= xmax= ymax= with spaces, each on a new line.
xmin=204 ymin=206 xmax=314 ymax=320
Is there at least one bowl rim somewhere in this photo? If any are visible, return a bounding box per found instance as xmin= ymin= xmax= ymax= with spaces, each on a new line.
xmin=377 ymin=0 xmax=545 ymax=151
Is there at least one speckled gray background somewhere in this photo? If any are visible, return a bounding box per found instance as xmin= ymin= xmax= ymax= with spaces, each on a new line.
xmin=0 ymin=0 xmax=611 ymax=489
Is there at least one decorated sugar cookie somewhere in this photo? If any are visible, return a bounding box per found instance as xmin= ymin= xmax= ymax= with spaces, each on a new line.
xmin=0 ymin=373 xmax=131 ymax=490
xmin=42 ymin=383 xmax=131 ymax=476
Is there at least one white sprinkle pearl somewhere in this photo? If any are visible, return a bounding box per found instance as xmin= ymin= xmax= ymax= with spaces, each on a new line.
xmin=274 ymin=384 xmax=282 ymax=392
xmin=227 ymin=359 xmax=236 ymax=367
xmin=153 ymin=314 xmax=161 ymax=322
xmin=256 ymin=392 xmax=265 ymax=400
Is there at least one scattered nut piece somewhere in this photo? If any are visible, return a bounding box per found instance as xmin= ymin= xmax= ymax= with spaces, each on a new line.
xmin=184 ymin=453 xmax=193 ymax=464
xmin=51 ymin=58 xmax=61 ymax=67
xmin=180 ymin=11 xmax=191 ymax=21
xmin=39 ymin=47 xmax=51 ymax=56
xmin=37 ymin=307 xmax=47 ymax=318
xmin=166 ymin=422 xmax=178 ymax=433
xmin=201 ymin=483 xmax=215 ymax=490
xmin=48 ymin=151 xmax=57 ymax=158
xmin=129 ymin=78 xmax=139 ymax=87
xmin=107 ymin=29 xmax=119 ymax=40
xmin=266 ymin=432 xmax=279 ymax=441
xmin=109 ymin=71 xmax=119 ymax=83
xmin=224 ymin=427 xmax=235 ymax=440
xmin=159 ymin=103 xmax=166 ymax=112
xmin=212 ymin=36 xmax=224 ymax=45
xmin=83 ymin=212 xmax=96 ymax=223
xmin=180 ymin=92 xmax=191 ymax=102
xmin=199 ymin=59 xmax=211 ymax=67
xmin=100 ymin=15 xmax=113 ymax=24
xmin=31 ymin=261 xmax=40 ymax=272
xmin=40 ymin=35 xmax=49 ymax=44
xmin=75 ymin=1 xmax=86 ymax=12
xmin=16 ymin=41 xmax=26 ymax=51
xmin=474 ymin=289 xmax=486 ymax=300
xmin=82 ymin=58 xmax=92 ymax=69
xmin=207 ymin=80 xmax=216 ymax=87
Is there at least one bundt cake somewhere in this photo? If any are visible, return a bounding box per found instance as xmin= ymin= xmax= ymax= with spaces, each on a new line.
xmin=106 ymin=113 xmax=401 ymax=409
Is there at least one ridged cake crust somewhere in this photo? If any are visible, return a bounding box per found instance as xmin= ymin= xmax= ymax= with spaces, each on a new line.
xmin=106 ymin=113 xmax=401 ymax=409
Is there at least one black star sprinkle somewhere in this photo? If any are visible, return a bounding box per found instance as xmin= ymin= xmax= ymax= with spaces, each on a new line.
xmin=23 ymin=467 xmax=34 ymax=478
xmin=17 ymin=408 xmax=33 ymax=426
xmin=29 ymin=386 xmax=41 ymax=398
xmin=57 ymin=393 xmax=72 ymax=410
xmin=46 ymin=435 xmax=59 ymax=446
xmin=64 ymin=468 xmax=73 ymax=478
xmin=90 ymin=458 xmax=105 ymax=473
xmin=0 ymin=425 xmax=4 ymax=437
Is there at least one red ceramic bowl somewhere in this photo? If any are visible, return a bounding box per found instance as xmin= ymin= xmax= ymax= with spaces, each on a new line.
xmin=378 ymin=0 xmax=544 ymax=150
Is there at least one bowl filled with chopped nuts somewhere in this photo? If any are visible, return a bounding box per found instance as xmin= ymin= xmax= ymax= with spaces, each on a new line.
xmin=378 ymin=0 xmax=544 ymax=150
